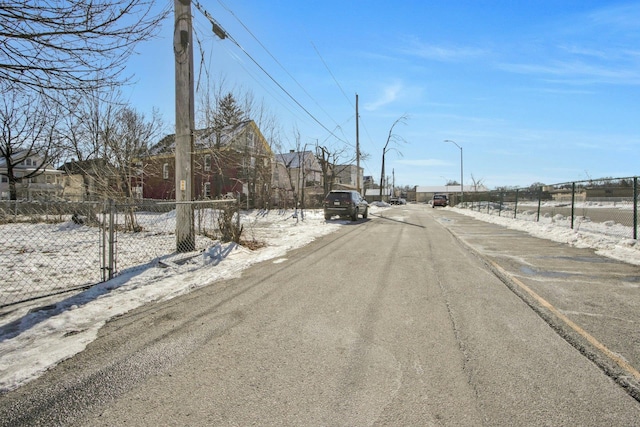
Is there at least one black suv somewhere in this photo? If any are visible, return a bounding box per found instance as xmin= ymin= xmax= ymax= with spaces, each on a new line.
xmin=323 ymin=190 xmax=369 ymax=221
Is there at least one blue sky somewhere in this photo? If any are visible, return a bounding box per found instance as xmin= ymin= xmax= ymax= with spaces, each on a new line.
xmin=124 ymin=1 xmax=640 ymax=189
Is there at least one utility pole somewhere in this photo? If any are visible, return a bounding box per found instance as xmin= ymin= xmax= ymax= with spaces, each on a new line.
xmin=392 ymin=168 xmax=395 ymax=197
xmin=355 ymin=93 xmax=360 ymax=194
xmin=174 ymin=0 xmax=195 ymax=252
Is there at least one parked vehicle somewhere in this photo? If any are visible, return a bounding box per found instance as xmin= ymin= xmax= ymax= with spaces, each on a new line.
xmin=432 ymin=194 xmax=448 ymax=208
xmin=389 ymin=197 xmax=407 ymax=205
xmin=323 ymin=190 xmax=369 ymax=221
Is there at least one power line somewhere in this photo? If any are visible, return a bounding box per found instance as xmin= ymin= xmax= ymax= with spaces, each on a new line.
xmin=214 ymin=0 xmax=344 ymax=135
xmin=310 ymin=41 xmax=354 ymax=109
xmin=192 ymin=0 xmax=348 ymax=144
xmin=192 ymin=15 xmax=309 ymax=126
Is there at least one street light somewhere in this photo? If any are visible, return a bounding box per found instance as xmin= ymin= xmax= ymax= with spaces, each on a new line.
xmin=444 ymin=140 xmax=463 ymax=205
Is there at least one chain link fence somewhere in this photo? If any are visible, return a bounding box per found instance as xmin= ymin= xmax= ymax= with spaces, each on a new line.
xmin=0 ymin=199 xmax=238 ymax=308
xmin=462 ymin=176 xmax=639 ymax=240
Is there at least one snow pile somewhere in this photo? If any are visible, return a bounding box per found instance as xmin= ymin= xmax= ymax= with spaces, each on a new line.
xmin=454 ymin=207 xmax=640 ymax=265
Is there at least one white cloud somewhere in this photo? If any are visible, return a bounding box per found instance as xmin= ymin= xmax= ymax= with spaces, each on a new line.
xmin=587 ymin=3 xmax=640 ymax=31
xmin=363 ymin=82 xmax=403 ymax=111
xmin=498 ymin=60 xmax=640 ymax=85
xmin=401 ymin=39 xmax=488 ymax=62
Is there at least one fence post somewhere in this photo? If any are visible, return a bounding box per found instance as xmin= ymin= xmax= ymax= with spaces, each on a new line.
xmin=571 ymin=182 xmax=576 ymax=230
xmin=634 ymin=177 xmax=638 ymax=240
xmin=236 ymin=195 xmax=241 ymax=233
xmin=499 ymin=192 xmax=504 ymax=216
xmin=514 ymin=189 xmax=519 ymax=219
xmin=536 ymin=186 xmax=542 ymax=222
xmin=108 ymin=199 xmax=115 ymax=280
xmin=101 ymin=205 xmax=107 ymax=282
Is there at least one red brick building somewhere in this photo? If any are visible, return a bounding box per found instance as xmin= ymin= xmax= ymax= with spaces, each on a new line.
xmin=141 ymin=120 xmax=273 ymax=207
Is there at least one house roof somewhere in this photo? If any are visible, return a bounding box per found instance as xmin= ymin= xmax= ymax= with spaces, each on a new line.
xmin=148 ymin=120 xmax=257 ymax=156
xmin=275 ymin=151 xmax=315 ymax=169
xmin=0 ymin=149 xmax=37 ymax=167
xmin=58 ymin=158 xmax=114 ymax=174
xmin=0 ymin=149 xmax=60 ymax=173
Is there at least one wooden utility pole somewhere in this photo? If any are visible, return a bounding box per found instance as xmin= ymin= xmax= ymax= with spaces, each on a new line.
xmin=392 ymin=168 xmax=395 ymax=196
xmin=173 ymin=0 xmax=195 ymax=252
xmin=356 ymin=93 xmax=360 ymax=194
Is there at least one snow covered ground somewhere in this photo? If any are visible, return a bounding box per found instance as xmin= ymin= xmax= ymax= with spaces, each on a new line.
xmin=1 ymin=202 xmax=639 ymax=393
xmin=459 ymin=204 xmax=640 ymax=266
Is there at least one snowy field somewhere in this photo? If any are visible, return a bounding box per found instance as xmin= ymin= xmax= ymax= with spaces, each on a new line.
xmin=0 ymin=208 xmax=230 ymax=307
xmin=1 ymin=202 xmax=639 ymax=393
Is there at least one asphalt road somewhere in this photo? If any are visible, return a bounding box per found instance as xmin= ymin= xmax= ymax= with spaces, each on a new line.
xmin=2 ymin=204 xmax=640 ymax=426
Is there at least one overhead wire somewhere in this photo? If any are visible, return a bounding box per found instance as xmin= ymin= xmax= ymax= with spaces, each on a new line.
xmin=311 ymin=41 xmax=354 ymax=110
xmin=192 ymin=0 xmax=349 ymax=145
xmin=215 ymin=0 xmax=344 ymax=132
xmin=193 ymin=15 xmax=309 ymax=127
xmin=192 ymin=11 xmax=314 ymax=129
xmin=309 ymin=36 xmax=380 ymax=162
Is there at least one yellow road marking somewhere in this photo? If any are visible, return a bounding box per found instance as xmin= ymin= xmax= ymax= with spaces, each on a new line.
xmin=488 ymin=259 xmax=640 ymax=382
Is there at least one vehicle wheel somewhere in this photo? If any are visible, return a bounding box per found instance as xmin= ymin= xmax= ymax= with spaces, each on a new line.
xmin=351 ymin=209 xmax=358 ymax=221
xmin=432 ymin=205 xmax=435 ymax=208
xmin=362 ymin=207 xmax=368 ymax=219
xmin=325 ymin=214 xmax=331 ymax=220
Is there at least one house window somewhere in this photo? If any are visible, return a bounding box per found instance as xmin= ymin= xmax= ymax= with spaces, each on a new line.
xmin=203 ymin=182 xmax=211 ymax=199
xmin=204 ymin=154 xmax=211 ymax=171
xmin=163 ymin=163 xmax=169 ymax=180
xmin=247 ymin=132 xmax=255 ymax=149
xmin=25 ymin=158 xmax=32 ymax=166
xmin=1 ymin=176 xmax=7 ymax=183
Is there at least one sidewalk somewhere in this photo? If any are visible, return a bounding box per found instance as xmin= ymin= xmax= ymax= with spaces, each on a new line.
xmin=440 ymin=209 xmax=640 ymax=400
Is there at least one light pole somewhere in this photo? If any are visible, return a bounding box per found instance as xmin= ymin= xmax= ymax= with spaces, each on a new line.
xmin=444 ymin=140 xmax=463 ymax=205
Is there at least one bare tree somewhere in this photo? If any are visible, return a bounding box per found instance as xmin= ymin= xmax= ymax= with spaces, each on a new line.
xmin=0 ymin=88 xmax=60 ymax=200
xmin=0 ymin=1 xmax=169 ymax=94
xmin=316 ymin=143 xmax=356 ymax=195
xmin=57 ymin=88 xmax=125 ymax=200
xmin=380 ymin=115 xmax=408 ymax=199
xmin=101 ymin=105 xmax=163 ymax=230
xmin=106 ymin=106 xmax=163 ymax=198
xmin=469 ymin=173 xmax=485 ymax=192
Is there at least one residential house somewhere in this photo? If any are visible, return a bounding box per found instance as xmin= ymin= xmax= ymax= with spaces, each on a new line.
xmin=57 ymin=159 xmax=118 ymax=201
xmin=143 ymin=120 xmax=273 ymax=207
xmin=272 ymin=150 xmax=323 ymax=208
xmin=0 ymin=150 xmax=63 ymax=200
xmin=333 ymin=164 xmax=364 ymax=191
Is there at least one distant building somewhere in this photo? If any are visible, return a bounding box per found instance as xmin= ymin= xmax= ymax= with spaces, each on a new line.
xmin=273 ymin=150 xmax=323 ymax=207
xmin=0 ymin=150 xmax=63 ymax=200
xmin=333 ymin=164 xmax=364 ymax=191
xmin=415 ymin=184 xmax=488 ymax=203
xmin=57 ymin=159 xmax=116 ymax=201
